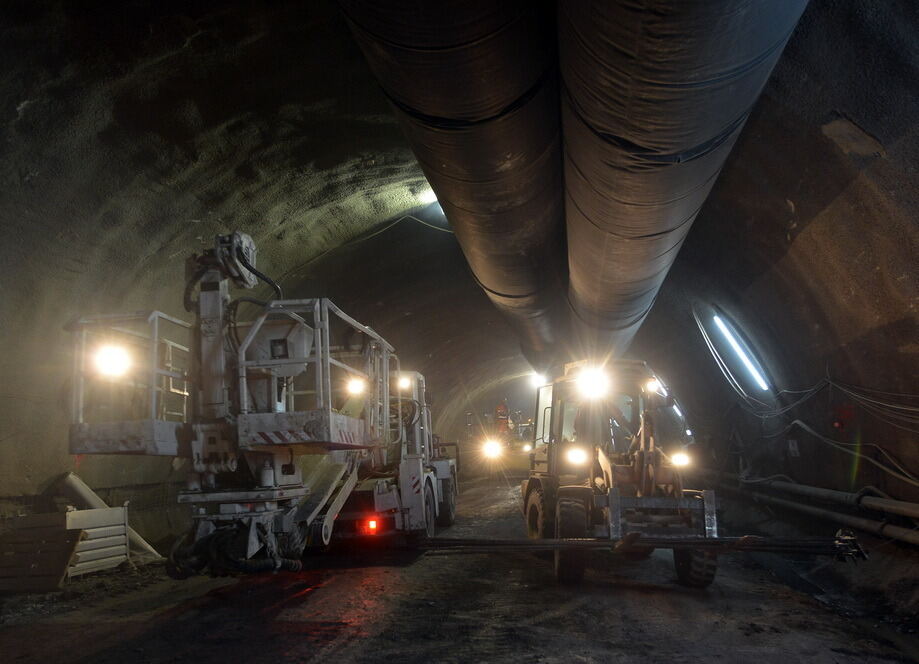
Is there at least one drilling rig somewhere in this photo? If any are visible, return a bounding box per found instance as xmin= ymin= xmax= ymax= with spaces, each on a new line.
xmin=68 ymin=232 xmax=456 ymax=576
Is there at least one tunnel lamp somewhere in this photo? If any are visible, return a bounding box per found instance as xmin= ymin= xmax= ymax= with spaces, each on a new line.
xmin=713 ymin=315 xmax=770 ymax=391
xmin=482 ymin=439 xmax=503 ymax=459
xmin=418 ymin=188 xmax=438 ymax=204
xmin=565 ymin=447 xmax=589 ymax=466
xmin=93 ymin=345 xmax=131 ymax=377
xmin=529 ymin=373 xmax=547 ymax=388
xmin=397 ymin=375 xmax=412 ymax=390
xmin=685 ymin=429 xmax=693 ymax=437
xmin=346 ymin=377 xmax=367 ymax=395
xmin=671 ymin=452 xmax=691 ymax=467
xmin=576 ymin=367 xmax=609 ymax=399
xmin=672 ymin=404 xmax=684 ymax=418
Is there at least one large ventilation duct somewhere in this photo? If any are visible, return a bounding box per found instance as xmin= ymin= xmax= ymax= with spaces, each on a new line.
xmin=339 ymin=1 xmax=564 ymax=365
xmin=559 ymin=0 xmax=809 ymax=356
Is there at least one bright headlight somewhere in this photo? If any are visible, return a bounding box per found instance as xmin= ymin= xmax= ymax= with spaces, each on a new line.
xmin=576 ymin=367 xmax=609 ymax=399
xmin=482 ymin=439 xmax=503 ymax=459
xmin=565 ymin=447 xmax=589 ymax=465
xmin=646 ymin=378 xmax=666 ymax=395
xmin=522 ymin=444 xmax=532 ymax=453
xmin=93 ymin=345 xmax=131 ymax=377
xmin=671 ymin=452 xmax=691 ymax=467
xmin=397 ymin=375 xmax=412 ymax=390
xmin=529 ymin=373 xmax=546 ymax=388
xmin=346 ymin=378 xmax=367 ymax=395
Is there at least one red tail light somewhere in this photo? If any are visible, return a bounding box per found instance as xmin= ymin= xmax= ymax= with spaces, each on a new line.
xmin=360 ymin=517 xmax=380 ymax=535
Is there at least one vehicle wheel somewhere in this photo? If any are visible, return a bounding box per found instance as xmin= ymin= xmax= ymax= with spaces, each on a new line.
xmin=424 ymin=482 xmax=437 ymax=538
xmin=525 ymin=487 xmax=550 ymax=539
xmin=437 ymin=476 xmax=457 ymax=527
xmin=554 ymin=498 xmax=588 ymax=584
xmin=673 ymin=548 xmax=717 ymax=588
xmin=622 ymin=547 xmax=654 ymax=561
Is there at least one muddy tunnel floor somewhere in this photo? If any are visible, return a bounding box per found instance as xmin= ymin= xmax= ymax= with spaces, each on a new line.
xmin=1 ymin=476 xmax=914 ymax=664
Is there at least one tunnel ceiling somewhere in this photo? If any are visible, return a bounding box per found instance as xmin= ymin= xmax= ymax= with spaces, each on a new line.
xmin=0 ymin=0 xmax=916 ymax=496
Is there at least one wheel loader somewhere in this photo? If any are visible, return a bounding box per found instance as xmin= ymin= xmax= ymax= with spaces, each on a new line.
xmin=521 ymin=361 xmax=776 ymax=586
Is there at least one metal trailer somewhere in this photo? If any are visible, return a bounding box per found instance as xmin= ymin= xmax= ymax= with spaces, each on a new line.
xmin=68 ymin=231 xmax=456 ymax=576
xmin=519 ymin=361 xmax=864 ymax=586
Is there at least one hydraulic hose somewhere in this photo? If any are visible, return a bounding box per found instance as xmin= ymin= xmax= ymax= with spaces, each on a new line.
xmin=237 ymin=246 xmax=282 ymax=299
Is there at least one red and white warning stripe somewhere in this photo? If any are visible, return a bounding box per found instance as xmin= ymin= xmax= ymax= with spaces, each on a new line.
xmin=411 ymin=475 xmax=421 ymax=494
xmin=338 ymin=430 xmax=357 ymax=445
xmin=255 ymin=430 xmax=303 ymax=445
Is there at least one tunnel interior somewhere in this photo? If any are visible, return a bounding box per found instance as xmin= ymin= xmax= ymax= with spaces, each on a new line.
xmin=0 ymin=0 xmax=917 ymax=659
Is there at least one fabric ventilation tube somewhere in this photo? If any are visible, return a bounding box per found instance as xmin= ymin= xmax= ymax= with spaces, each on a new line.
xmin=558 ymin=0 xmax=809 ymax=357
xmin=339 ymin=0 xmax=565 ymax=367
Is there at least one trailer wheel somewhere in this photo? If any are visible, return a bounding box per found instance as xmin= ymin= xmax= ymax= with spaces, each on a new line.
xmin=554 ymin=498 xmax=588 ymax=584
xmin=437 ymin=476 xmax=457 ymax=527
xmin=673 ymin=548 xmax=717 ymax=588
xmin=424 ymin=482 xmax=437 ymax=538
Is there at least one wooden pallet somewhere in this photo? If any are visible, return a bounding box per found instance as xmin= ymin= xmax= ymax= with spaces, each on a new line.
xmin=0 ymin=506 xmax=131 ymax=592
xmin=0 ymin=525 xmax=84 ymax=593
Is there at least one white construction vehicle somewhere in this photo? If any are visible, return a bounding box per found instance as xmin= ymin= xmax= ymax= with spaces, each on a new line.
xmin=68 ymin=232 xmax=456 ymax=576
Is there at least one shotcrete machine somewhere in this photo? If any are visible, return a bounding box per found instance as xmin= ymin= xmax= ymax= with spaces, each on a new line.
xmin=68 ymin=232 xmax=456 ymax=576
xmin=518 ymin=361 xmax=864 ymax=585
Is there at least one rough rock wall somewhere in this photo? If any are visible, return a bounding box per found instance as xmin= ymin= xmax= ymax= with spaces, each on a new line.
xmin=0 ymin=0 xmax=425 ymax=498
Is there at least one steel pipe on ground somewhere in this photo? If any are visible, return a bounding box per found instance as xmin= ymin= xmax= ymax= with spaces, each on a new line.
xmin=695 ymin=469 xmax=919 ymax=521
xmin=730 ymin=486 xmax=919 ymax=547
xmin=557 ymin=0 xmax=809 ymax=355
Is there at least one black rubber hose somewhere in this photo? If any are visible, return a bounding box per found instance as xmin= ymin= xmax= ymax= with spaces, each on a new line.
xmin=236 ymin=246 xmax=282 ymax=300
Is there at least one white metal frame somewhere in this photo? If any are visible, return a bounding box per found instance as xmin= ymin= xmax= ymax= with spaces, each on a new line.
xmin=70 ymin=311 xmax=192 ymax=425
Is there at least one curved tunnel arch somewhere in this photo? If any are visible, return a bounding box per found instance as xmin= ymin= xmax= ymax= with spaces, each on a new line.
xmin=0 ymin=1 xmax=915 ymax=534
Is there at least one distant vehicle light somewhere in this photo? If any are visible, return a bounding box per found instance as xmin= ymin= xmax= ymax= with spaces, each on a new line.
xmin=576 ymin=367 xmax=610 ymax=400
xmin=671 ymin=452 xmax=691 ymax=467
xmin=397 ymin=375 xmax=412 ymax=390
xmin=346 ymin=378 xmax=367 ymax=395
xmin=685 ymin=429 xmax=693 ymax=437
xmin=522 ymin=444 xmax=532 ymax=453
xmin=529 ymin=373 xmax=547 ymax=388
xmin=482 ymin=439 xmax=503 ymax=459
xmin=713 ymin=315 xmax=769 ymax=391
xmin=565 ymin=447 xmax=589 ymax=465
xmin=93 ymin=345 xmax=131 ymax=377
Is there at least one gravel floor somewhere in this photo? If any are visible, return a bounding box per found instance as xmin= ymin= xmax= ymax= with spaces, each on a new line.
xmin=0 ymin=476 xmax=914 ymax=663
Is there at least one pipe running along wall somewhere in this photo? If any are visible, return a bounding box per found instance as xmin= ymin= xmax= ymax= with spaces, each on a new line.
xmin=558 ymin=0 xmax=809 ymax=357
xmin=339 ymin=1 xmax=564 ymax=367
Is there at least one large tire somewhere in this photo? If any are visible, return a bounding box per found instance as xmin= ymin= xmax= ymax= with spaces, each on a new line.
xmin=554 ymin=498 xmax=589 ymax=584
xmin=525 ymin=487 xmax=550 ymax=539
xmin=673 ymin=548 xmax=717 ymax=588
xmin=437 ymin=476 xmax=457 ymax=527
xmin=423 ymin=482 xmax=437 ymax=538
